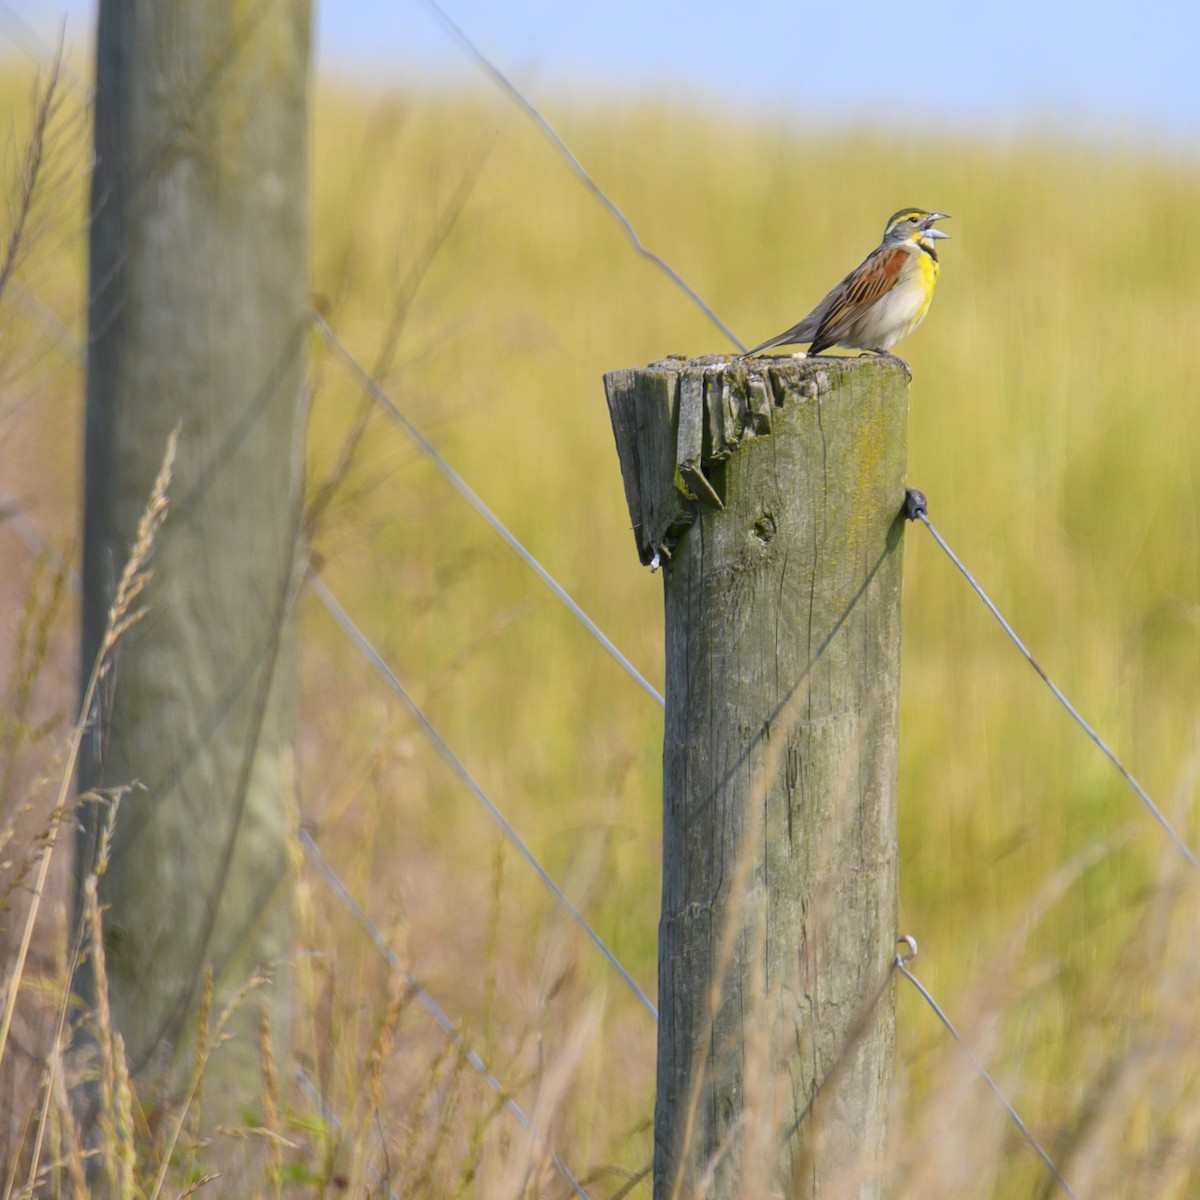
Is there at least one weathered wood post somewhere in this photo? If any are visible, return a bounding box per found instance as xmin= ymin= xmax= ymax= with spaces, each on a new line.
xmin=77 ymin=0 xmax=310 ymax=1123
xmin=604 ymin=355 xmax=907 ymax=1198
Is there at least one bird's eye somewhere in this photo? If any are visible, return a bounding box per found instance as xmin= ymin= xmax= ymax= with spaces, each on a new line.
xmin=910 ymin=215 xmax=922 ymax=224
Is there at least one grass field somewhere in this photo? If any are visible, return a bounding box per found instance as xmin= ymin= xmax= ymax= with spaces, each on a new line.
xmin=3 ymin=47 xmax=1200 ymax=1196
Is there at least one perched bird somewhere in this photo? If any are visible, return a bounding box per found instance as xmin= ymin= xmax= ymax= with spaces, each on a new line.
xmin=742 ymin=208 xmax=950 ymax=358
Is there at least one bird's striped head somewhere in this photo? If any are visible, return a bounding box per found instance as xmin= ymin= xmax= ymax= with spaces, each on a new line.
xmin=882 ymin=208 xmax=951 ymax=253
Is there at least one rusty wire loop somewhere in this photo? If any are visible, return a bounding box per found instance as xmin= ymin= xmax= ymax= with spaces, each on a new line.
xmin=894 ymin=937 xmax=1077 ymax=1199
xmin=905 ymin=488 xmax=1198 ymax=872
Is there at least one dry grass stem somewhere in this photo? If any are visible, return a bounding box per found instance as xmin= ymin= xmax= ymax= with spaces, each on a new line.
xmin=0 ymin=428 xmax=177 ymax=1093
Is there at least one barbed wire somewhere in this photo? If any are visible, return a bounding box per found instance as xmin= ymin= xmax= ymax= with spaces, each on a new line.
xmin=306 ymin=568 xmax=659 ymax=1020
xmin=405 ymin=0 xmax=745 ymax=352
xmin=2 ymin=393 xmax=659 ymax=1024
xmin=314 ymin=314 xmax=666 ymax=710
xmin=894 ymin=936 xmax=1076 ymax=1198
xmin=0 ymin=19 xmax=667 ymax=1019
xmin=8 ymin=277 xmax=86 ymax=362
xmin=905 ymin=488 xmax=1199 ymax=872
xmin=298 ymin=828 xmax=594 ymax=1200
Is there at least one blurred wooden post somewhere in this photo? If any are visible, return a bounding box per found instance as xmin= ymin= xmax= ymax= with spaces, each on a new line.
xmin=604 ymin=356 xmax=908 ymax=1198
xmin=78 ymin=0 xmax=310 ymax=1123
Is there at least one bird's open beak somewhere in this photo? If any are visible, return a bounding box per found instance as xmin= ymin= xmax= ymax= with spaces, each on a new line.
xmin=924 ymin=213 xmax=951 ymax=239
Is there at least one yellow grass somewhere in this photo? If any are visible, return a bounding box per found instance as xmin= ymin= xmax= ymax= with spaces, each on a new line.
xmin=2 ymin=46 xmax=1200 ymax=1195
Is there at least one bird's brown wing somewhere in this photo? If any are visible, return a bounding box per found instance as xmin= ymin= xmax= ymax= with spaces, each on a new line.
xmin=808 ymin=244 xmax=910 ymax=355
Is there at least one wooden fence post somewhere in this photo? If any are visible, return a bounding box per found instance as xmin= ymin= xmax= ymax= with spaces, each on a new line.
xmin=77 ymin=0 xmax=310 ymax=1123
xmin=604 ymin=355 xmax=908 ymax=1198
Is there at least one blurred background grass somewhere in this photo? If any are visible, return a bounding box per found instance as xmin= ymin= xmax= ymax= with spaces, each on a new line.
xmin=3 ymin=43 xmax=1200 ymax=1193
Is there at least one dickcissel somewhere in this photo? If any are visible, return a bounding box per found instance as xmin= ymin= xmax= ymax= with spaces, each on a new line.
xmin=742 ymin=208 xmax=950 ymax=358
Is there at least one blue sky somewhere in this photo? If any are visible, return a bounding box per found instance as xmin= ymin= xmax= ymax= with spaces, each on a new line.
xmin=9 ymin=0 xmax=1200 ymax=147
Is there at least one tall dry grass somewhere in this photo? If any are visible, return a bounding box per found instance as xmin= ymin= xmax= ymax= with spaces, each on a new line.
xmin=0 ymin=33 xmax=1198 ymax=1198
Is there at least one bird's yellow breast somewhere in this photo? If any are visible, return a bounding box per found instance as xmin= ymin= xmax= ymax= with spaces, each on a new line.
xmin=854 ymin=244 xmax=940 ymax=351
xmin=911 ymin=246 xmax=939 ymax=323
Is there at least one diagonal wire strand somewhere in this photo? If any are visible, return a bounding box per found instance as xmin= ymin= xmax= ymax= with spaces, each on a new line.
xmin=306 ymin=568 xmax=659 ymax=1021
xmin=314 ymin=313 xmax=665 ymax=709
xmin=907 ymin=491 xmax=1199 ymax=872
xmin=894 ymin=938 xmax=1076 ymax=1198
xmin=0 ymin=287 xmax=666 ymax=717
xmin=0 ymin=270 xmax=661 ymax=1015
xmin=298 ymin=829 xmax=593 ymax=1200
xmin=6 ymin=0 xmax=744 ymax=352
xmin=0 ymin=487 xmax=80 ymax=591
xmin=5 ymin=421 xmax=660 ymax=1020
xmin=405 ymin=0 xmax=745 ymax=351
xmin=0 ymin=13 xmax=667 ymax=715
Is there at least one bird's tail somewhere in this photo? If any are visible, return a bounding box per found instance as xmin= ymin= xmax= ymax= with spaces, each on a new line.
xmin=739 ymin=315 xmax=820 ymax=358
